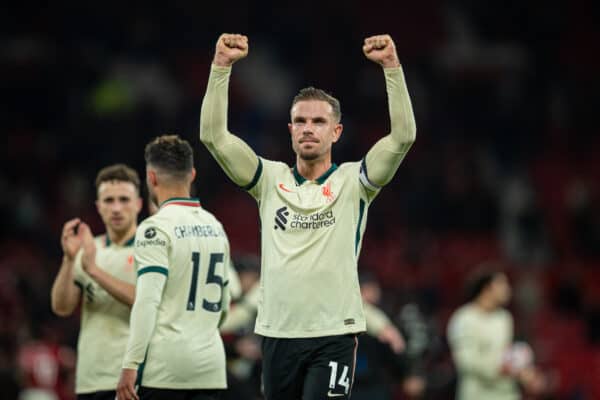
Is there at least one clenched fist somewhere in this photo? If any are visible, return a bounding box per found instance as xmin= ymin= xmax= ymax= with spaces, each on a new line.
xmin=213 ymin=33 xmax=249 ymax=67
xmin=363 ymin=34 xmax=400 ymax=68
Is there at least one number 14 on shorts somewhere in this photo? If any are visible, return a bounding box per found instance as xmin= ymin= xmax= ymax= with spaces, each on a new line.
xmin=328 ymin=361 xmax=350 ymax=395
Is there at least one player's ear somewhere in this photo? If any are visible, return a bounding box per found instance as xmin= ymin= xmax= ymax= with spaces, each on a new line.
xmin=332 ymin=123 xmax=343 ymax=143
xmin=288 ymin=122 xmax=293 ymax=136
xmin=190 ymin=167 xmax=197 ymax=182
xmin=147 ymin=169 xmax=158 ymax=187
xmin=135 ymin=196 xmax=143 ymax=214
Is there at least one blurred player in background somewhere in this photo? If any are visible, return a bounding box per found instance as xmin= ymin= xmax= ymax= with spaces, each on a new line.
xmin=117 ymin=135 xmax=231 ymax=400
xmin=200 ymin=32 xmax=416 ymax=399
xmin=353 ymin=274 xmax=423 ymax=400
xmin=447 ymin=269 xmax=545 ymax=400
xmin=50 ymin=164 xmax=141 ymax=400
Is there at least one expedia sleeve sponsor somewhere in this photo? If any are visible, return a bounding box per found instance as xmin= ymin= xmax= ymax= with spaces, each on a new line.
xmin=135 ymin=226 xmax=168 ymax=247
xmin=174 ymin=224 xmax=225 ymax=239
xmin=136 ymin=237 xmax=167 ymax=247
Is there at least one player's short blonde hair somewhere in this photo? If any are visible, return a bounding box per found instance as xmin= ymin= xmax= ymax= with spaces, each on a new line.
xmin=95 ymin=164 xmax=141 ymax=195
xmin=291 ymin=87 xmax=341 ymax=123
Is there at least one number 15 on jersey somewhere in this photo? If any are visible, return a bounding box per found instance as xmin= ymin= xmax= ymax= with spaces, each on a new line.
xmin=187 ymin=251 xmax=224 ymax=312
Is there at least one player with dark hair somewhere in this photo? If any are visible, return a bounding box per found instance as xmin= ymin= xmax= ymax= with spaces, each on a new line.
xmin=200 ymin=33 xmax=416 ymax=399
xmin=51 ymin=163 xmax=142 ymax=399
xmin=117 ymin=135 xmax=231 ymax=400
xmin=447 ymin=269 xmax=544 ymax=399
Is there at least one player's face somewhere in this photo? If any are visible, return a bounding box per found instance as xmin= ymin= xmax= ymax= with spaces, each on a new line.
xmin=96 ymin=181 xmax=141 ymax=235
xmin=491 ymin=273 xmax=512 ymax=306
xmin=289 ymin=100 xmax=342 ymax=161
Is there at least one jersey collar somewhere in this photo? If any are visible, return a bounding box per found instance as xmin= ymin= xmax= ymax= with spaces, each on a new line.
xmin=106 ymin=234 xmax=136 ymax=247
xmin=292 ymin=163 xmax=338 ymax=186
xmin=160 ymin=197 xmax=201 ymax=209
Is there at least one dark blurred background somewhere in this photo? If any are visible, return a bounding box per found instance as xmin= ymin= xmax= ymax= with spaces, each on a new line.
xmin=2 ymin=1 xmax=600 ymax=399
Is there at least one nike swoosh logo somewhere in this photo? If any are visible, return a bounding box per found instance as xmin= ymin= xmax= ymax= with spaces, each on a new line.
xmin=278 ymin=183 xmax=295 ymax=193
xmin=327 ymin=391 xmax=345 ymax=398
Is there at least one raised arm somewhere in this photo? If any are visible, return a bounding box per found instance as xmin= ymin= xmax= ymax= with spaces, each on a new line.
xmin=79 ymin=223 xmax=135 ymax=306
xmin=51 ymin=218 xmax=83 ymax=316
xmin=200 ymin=33 xmax=260 ymax=188
xmin=362 ymin=35 xmax=416 ymax=189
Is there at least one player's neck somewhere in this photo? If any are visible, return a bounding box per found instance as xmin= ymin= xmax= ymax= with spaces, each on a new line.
xmin=474 ymin=296 xmax=497 ymax=313
xmin=155 ymin=187 xmax=192 ymax=207
xmin=295 ymin=155 xmax=332 ymax=182
xmin=107 ymin=224 xmax=137 ymax=246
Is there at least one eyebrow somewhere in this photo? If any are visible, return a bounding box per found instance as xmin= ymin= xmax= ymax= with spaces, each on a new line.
xmin=292 ymin=116 xmax=328 ymax=123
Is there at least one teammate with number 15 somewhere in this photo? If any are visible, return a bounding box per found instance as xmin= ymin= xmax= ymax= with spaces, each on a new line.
xmin=117 ymin=135 xmax=231 ymax=400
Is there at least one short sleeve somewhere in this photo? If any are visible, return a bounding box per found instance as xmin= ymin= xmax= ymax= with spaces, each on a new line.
xmin=134 ymin=222 xmax=171 ymax=278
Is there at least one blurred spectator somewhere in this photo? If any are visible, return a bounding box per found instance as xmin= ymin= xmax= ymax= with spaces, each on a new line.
xmin=17 ymin=322 xmax=75 ymax=400
xmin=500 ymin=175 xmax=552 ymax=265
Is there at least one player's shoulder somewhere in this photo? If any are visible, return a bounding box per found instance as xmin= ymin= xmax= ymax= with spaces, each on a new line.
xmin=496 ymin=307 xmax=513 ymax=322
xmin=330 ymin=161 xmax=361 ymax=178
xmin=197 ymin=206 xmax=226 ymax=228
xmin=337 ymin=160 xmax=362 ymax=171
xmin=260 ymin=157 xmax=291 ymax=174
xmin=450 ymin=304 xmax=477 ymax=323
xmin=447 ymin=304 xmax=475 ymax=338
xmin=137 ymin=214 xmax=170 ymax=238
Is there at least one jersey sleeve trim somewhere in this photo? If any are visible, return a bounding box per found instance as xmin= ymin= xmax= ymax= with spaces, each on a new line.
xmin=359 ymin=158 xmax=382 ymax=191
xmin=135 ymin=348 xmax=150 ymax=386
xmin=137 ymin=266 xmax=169 ymax=278
xmin=240 ymin=157 xmax=263 ymax=191
xmin=354 ymin=199 xmax=366 ymax=254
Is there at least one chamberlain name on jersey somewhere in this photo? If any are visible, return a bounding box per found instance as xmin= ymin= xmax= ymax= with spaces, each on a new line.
xmin=126 ymin=198 xmax=230 ymax=389
xmin=245 ymin=158 xmax=379 ymax=338
xmin=73 ymin=235 xmax=136 ymax=394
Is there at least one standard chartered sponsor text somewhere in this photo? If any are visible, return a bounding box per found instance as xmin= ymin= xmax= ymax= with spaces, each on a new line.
xmin=290 ymin=210 xmax=335 ymax=229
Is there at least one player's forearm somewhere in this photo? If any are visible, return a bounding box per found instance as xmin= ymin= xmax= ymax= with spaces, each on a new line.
xmin=122 ymin=273 xmax=165 ymax=369
xmin=199 ymin=64 xmax=259 ymax=187
xmin=363 ymin=301 xmax=392 ymax=336
xmin=50 ymin=256 xmax=81 ymax=316
xmin=364 ymin=66 xmax=416 ymax=187
xmin=87 ymin=264 xmax=135 ymax=306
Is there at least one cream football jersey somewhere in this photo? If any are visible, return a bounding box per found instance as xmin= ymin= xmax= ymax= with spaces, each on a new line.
xmin=130 ymin=198 xmax=230 ymax=389
xmin=447 ymin=304 xmax=518 ymax=400
xmin=246 ymin=159 xmax=379 ymax=338
xmin=73 ymin=235 xmax=136 ymax=394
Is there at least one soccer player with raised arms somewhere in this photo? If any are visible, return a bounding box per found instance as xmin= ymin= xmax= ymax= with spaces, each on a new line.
xmin=200 ymin=33 xmax=416 ymax=399
xmin=117 ymin=135 xmax=231 ymax=400
xmin=51 ymin=164 xmax=141 ymax=400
